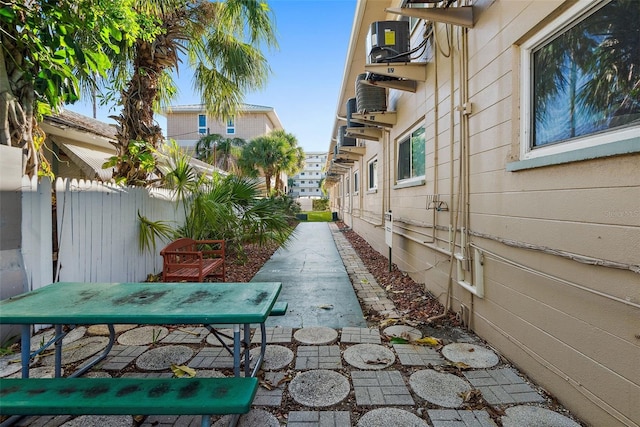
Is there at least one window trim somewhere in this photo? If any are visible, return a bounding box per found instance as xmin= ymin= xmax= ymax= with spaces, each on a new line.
xmin=517 ymin=0 xmax=640 ymax=168
xmin=226 ymin=117 xmax=235 ymax=135
xmin=368 ymin=157 xmax=378 ymax=192
xmin=353 ymin=170 xmax=359 ymax=195
xmin=198 ymin=114 xmax=207 ymax=135
xmin=395 ymin=125 xmax=426 ymax=186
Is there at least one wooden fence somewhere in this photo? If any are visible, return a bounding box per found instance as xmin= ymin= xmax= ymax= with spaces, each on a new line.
xmin=21 ymin=177 xmax=184 ymax=292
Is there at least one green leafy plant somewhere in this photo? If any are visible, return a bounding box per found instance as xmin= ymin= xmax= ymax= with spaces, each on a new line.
xmin=138 ymin=211 xmax=174 ymax=254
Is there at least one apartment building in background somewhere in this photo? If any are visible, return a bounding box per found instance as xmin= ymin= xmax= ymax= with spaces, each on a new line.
xmin=289 ymin=152 xmax=327 ymax=198
xmin=162 ymin=103 xmax=283 ymax=150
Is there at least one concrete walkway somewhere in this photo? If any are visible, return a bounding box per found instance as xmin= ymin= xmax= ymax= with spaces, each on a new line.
xmin=255 ymin=222 xmax=367 ymax=329
xmin=1 ymin=222 xmax=584 ymax=427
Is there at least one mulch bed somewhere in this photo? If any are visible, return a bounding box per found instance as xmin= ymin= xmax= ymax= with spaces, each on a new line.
xmin=335 ymin=222 xmax=454 ymax=325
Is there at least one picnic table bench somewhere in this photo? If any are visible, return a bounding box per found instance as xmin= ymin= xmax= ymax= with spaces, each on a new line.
xmin=0 ymin=376 xmax=257 ymax=427
xmin=160 ymin=238 xmax=226 ymax=282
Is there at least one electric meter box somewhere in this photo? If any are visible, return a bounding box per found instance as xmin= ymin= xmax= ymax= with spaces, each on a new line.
xmin=367 ymin=21 xmax=410 ymax=64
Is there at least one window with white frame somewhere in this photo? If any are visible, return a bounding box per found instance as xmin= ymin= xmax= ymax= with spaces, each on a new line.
xmin=368 ymin=158 xmax=378 ymax=190
xmin=520 ymin=0 xmax=639 ymax=161
xmin=353 ymin=171 xmax=359 ymax=194
xmin=226 ymin=117 xmax=235 ymax=135
xmin=397 ymin=126 xmax=425 ymax=182
xmin=198 ymin=114 xmax=207 ymax=135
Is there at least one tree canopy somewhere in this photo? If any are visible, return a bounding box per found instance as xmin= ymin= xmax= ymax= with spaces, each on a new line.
xmin=104 ymin=0 xmax=277 ymax=185
xmin=238 ymin=129 xmax=304 ymax=195
xmin=0 ymin=0 xmax=149 ymax=177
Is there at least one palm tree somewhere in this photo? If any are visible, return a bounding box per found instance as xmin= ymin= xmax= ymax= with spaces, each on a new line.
xmin=237 ymin=135 xmax=280 ymax=194
xmin=107 ymin=0 xmax=277 ymax=185
xmin=153 ymin=143 xmax=295 ymax=255
xmin=195 ymin=133 xmax=246 ymax=172
xmin=532 ymin=0 xmax=639 ymax=145
xmin=270 ymin=129 xmax=305 ymax=193
xmin=577 ymin=0 xmax=640 ymax=127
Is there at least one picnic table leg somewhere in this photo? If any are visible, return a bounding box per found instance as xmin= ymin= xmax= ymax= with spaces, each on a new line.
xmin=21 ymin=325 xmax=30 ymax=378
xmin=70 ymin=324 xmax=116 ymax=378
xmin=201 ymin=415 xmax=211 ymax=427
xmin=243 ymin=323 xmax=251 ymax=377
xmin=250 ymin=323 xmax=267 ymax=378
xmin=233 ymin=324 xmax=241 ymax=377
xmin=54 ymin=324 xmax=63 ymax=377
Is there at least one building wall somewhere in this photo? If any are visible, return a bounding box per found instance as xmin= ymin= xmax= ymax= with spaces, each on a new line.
xmin=328 ymin=1 xmax=640 ymax=426
xmin=165 ymin=108 xmax=280 ymax=149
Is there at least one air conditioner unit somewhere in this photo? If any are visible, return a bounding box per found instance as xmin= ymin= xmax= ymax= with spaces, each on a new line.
xmin=338 ymin=125 xmax=357 ymax=147
xmin=366 ymin=20 xmax=410 ymax=64
xmin=346 ymin=98 xmax=364 ymax=128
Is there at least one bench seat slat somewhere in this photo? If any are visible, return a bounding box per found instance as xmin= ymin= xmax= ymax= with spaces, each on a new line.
xmin=0 ymin=377 xmax=257 ymax=416
xmin=270 ymin=301 xmax=288 ymax=316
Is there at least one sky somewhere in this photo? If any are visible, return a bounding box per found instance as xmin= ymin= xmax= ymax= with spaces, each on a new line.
xmin=67 ymin=0 xmax=357 ymax=154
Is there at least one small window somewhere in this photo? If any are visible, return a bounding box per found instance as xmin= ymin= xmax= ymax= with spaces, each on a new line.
xmin=353 ymin=171 xmax=359 ymax=194
xmin=226 ymin=117 xmax=235 ymax=135
xmin=198 ymin=114 xmax=207 ymax=135
xmin=368 ymin=158 xmax=378 ymax=190
xmin=397 ymin=126 xmax=425 ymax=182
xmin=346 ymin=177 xmax=350 ymax=196
xmin=520 ymin=0 xmax=640 ymax=161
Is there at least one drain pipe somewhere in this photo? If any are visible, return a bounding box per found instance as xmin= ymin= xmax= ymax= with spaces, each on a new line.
xmin=427 ymin=22 xmax=457 ymax=322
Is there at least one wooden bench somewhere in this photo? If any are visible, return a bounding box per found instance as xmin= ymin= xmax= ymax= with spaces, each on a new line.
xmin=0 ymin=376 xmax=257 ymax=427
xmin=160 ymin=238 xmax=226 ymax=282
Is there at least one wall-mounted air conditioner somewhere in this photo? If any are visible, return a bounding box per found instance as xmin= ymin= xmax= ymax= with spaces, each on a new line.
xmin=338 ymin=125 xmax=357 ymax=147
xmin=366 ymin=20 xmax=410 ymax=64
xmin=346 ymin=98 xmax=364 ymax=128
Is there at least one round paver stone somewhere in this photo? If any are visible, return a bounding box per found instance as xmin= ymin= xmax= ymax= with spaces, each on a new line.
xmin=117 ymin=326 xmax=168 ymax=345
xmin=86 ymin=324 xmax=137 ymax=336
xmin=40 ymin=336 xmax=109 ymax=366
xmin=502 ymin=406 xmax=582 ymax=427
xmin=205 ymin=329 xmax=249 ymax=347
xmin=248 ymin=345 xmax=293 ymax=370
xmin=0 ymin=354 xmax=22 ymax=378
xmin=31 ymin=326 xmax=87 ymax=351
xmin=61 ymin=415 xmax=132 ymax=427
xmin=213 ymin=409 xmax=279 ymax=427
xmin=409 ymin=369 xmax=471 ymax=408
xmin=442 ymin=343 xmax=499 ymax=368
xmin=383 ymin=325 xmax=422 ymax=341
xmin=289 ymin=369 xmax=350 ymax=407
xmin=82 ymin=371 xmax=112 ymax=378
xmin=293 ymin=327 xmax=338 ymax=345
xmin=135 ymin=345 xmax=193 ymax=370
xmin=357 ymin=408 xmax=428 ymax=427
xmin=8 ymin=366 xmax=61 ymax=378
xmin=343 ymin=343 xmax=395 ymax=370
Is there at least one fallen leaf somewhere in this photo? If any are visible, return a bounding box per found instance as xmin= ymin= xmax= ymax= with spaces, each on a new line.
xmin=379 ymin=318 xmax=398 ymax=328
xmin=317 ymin=304 xmax=334 ymax=310
xmin=259 ymin=379 xmax=274 ymax=390
xmin=413 ymin=336 xmax=443 ymax=347
xmin=171 ymin=364 xmax=196 ymax=378
xmin=389 ymin=337 xmax=409 ymax=344
xmin=448 ymin=361 xmax=471 ymax=369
